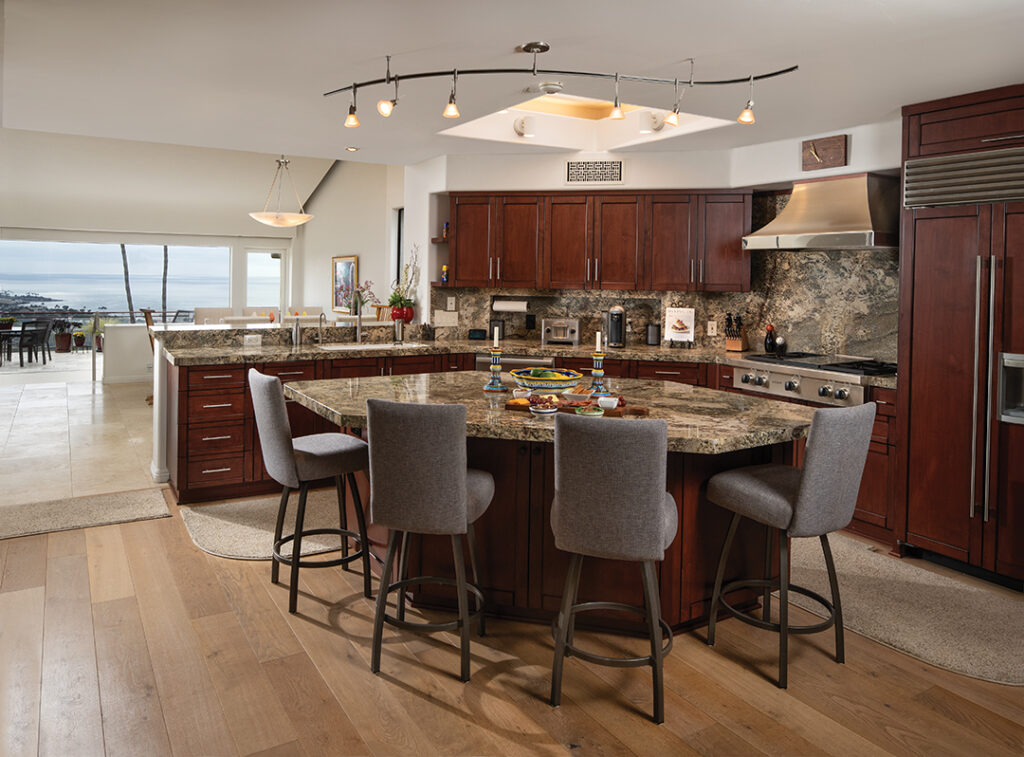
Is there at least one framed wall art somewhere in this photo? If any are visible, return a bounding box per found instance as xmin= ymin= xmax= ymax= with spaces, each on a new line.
xmin=332 ymin=255 xmax=358 ymax=313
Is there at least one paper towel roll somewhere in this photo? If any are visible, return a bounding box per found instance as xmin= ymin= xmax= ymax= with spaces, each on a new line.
xmin=491 ymin=300 xmax=528 ymax=312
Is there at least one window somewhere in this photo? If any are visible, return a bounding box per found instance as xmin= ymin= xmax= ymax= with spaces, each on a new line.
xmin=395 ymin=207 xmax=405 ymax=283
xmin=246 ymin=250 xmax=282 ymax=310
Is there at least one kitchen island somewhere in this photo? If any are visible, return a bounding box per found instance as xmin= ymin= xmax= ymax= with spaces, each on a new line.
xmin=284 ymin=371 xmax=816 ymax=633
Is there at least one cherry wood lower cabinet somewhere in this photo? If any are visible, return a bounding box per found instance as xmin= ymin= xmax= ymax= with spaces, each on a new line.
xmin=406 ymin=437 xmax=779 ymax=633
xmin=635 ymin=360 xmax=706 ymax=386
xmin=553 ymin=356 xmax=631 ymax=379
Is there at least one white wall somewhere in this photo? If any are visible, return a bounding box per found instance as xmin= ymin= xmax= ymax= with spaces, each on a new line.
xmin=102 ymin=324 xmax=152 ymax=383
xmin=403 ymin=156 xmax=448 ymax=321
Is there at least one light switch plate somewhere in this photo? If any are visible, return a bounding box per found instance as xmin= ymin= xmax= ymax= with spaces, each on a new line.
xmin=244 ymin=334 xmax=262 ymax=347
xmin=447 ymin=296 xmax=456 ymax=311
xmin=434 ymin=310 xmax=458 ymax=327
xmin=707 ymin=320 xmax=717 ymax=336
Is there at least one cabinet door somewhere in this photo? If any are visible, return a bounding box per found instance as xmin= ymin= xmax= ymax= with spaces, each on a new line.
xmin=697 ymin=194 xmax=752 ymax=292
xmin=330 ymin=358 xmax=382 ymax=378
xmin=451 ymin=196 xmax=494 ymax=287
xmin=646 ymin=194 xmax=696 ymax=290
xmin=594 ymin=195 xmax=642 ymax=290
xmin=388 ymin=355 xmax=437 ymax=375
xmin=905 ymin=87 xmax=1024 ymax=159
xmin=853 ymin=442 xmax=893 ymax=529
xmin=544 ymin=195 xmax=592 ymax=289
xmin=905 ymin=205 xmax=991 ymax=563
xmin=495 ymin=196 xmax=541 ymax=288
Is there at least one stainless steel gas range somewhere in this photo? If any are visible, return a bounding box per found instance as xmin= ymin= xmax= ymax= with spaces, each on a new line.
xmin=724 ymin=353 xmax=896 ymax=407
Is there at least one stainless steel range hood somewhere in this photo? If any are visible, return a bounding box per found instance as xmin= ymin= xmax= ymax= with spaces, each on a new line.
xmin=742 ymin=173 xmax=899 ymax=250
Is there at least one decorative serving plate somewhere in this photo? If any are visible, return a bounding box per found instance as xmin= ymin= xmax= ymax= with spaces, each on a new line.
xmin=510 ymin=367 xmax=584 ymax=392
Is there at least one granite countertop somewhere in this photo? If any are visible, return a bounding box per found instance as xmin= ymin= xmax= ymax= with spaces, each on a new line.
xmin=284 ymin=372 xmax=817 ymax=455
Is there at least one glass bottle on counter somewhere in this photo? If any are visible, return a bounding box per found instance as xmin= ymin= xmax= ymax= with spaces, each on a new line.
xmin=764 ymin=323 xmax=775 ymax=353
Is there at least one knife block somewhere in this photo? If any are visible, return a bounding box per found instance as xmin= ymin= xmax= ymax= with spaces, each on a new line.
xmin=725 ymin=328 xmax=749 ymax=352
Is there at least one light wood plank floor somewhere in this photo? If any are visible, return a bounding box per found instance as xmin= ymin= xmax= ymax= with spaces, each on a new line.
xmin=1 ymin=492 xmax=1022 ymax=757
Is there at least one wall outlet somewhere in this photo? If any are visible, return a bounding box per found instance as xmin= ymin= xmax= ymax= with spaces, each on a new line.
xmin=244 ymin=334 xmax=262 ymax=347
xmin=447 ymin=296 xmax=456 ymax=311
xmin=707 ymin=320 xmax=717 ymax=337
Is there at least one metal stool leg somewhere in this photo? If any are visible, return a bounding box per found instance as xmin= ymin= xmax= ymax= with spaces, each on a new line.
xmin=778 ymin=528 xmax=789 ymax=689
xmin=762 ymin=526 xmax=774 ymax=621
xmin=396 ymin=531 xmax=411 ymax=623
xmin=466 ymin=523 xmax=485 ymax=636
xmin=820 ymin=534 xmax=845 ymax=664
xmin=271 ymin=486 xmax=290 ymax=584
xmin=641 ymin=560 xmax=665 ymax=724
xmin=550 ymin=552 xmax=583 ymax=708
xmin=708 ymin=512 xmax=741 ymax=646
xmin=288 ymin=483 xmax=310 ymax=614
xmin=347 ymin=473 xmax=372 ymax=598
xmin=452 ymin=533 xmax=472 ymax=682
xmin=371 ymin=530 xmax=400 ymax=674
xmin=335 ymin=476 xmax=349 ymax=569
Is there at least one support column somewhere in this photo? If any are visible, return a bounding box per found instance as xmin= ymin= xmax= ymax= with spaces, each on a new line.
xmin=150 ymin=337 xmax=169 ymax=482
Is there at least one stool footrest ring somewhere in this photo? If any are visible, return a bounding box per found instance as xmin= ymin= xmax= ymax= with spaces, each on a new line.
xmin=551 ymin=600 xmax=673 ymax=669
xmin=382 ymin=575 xmax=484 ymax=633
xmin=719 ymin=578 xmax=836 ymax=634
xmin=274 ymin=528 xmax=368 ymax=570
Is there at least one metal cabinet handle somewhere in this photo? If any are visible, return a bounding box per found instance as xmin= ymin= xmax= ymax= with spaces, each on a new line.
xmin=496 ymin=257 xmax=501 ymax=280
xmin=655 ymin=370 xmax=681 ymax=375
xmin=970 ymin=256 xmax=982 ymax=518
xmin=202 ymin=374 xmax=233 ymax=380
xmin=699 ymin=259 xmax=705 ymax=284
xmin=276 ymin=370 xmax=305 ymax=376
xmin=594 ymin=258 xmax=599 ymax=282
xmin=201 ymin=435 xmax=232 ymax=441
xmin=489 ymin=257 xmax=493 ymax=279
xmin=981 ymin=134 xmax=1024 ymax=143
xmin=202 ymin=403 xmax=233 ymax=409
xmin=586 ymin=258 xmax=590 ymax=282
xmin=690 ymin=259 xmax=695 ymax=283
xmin=202 ymin=467 xmax=232 ymax=474
xmin=984 ymin=257 xmax=996 ymax=522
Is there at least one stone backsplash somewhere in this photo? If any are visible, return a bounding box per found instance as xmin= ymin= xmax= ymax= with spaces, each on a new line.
xmin=429 ymin=192 xmax=899 ymax=361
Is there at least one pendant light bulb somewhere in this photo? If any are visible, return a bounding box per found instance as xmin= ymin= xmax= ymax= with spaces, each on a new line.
xmin=443 ymin=69 xmax=460 ymax=118
xmin=663 ymin=109 xmax=679 ymax=127
xmin=377 ymin=69 xmax=398 ymax=117
xmin=345 ymin=85 xmax=359 ymax=128
xmin=664 ymin=74 xmax=684 ymax=127
xmin=737 ymin=75 xmax=755 ymax=124
xmin=609 ymin=72 xmax=625 ymax=120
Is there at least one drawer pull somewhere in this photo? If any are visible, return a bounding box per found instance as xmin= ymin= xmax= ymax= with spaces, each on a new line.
xmin=201 ymin=467 xmax=232 ymax=474
xmin=655 ymin=370 xmax=681 ymax=375
xmin=201 ymin=435 xmax=232 ymax=441
xmin=276 ymin=370 xmax=306 ymax=376
xmin=981 ymin=134 xmax=1024 ymax=143
xmin=202 ymin=403 xmax=233 ymax=409
xmin=202 ymin=374 xmax=234 ymax=379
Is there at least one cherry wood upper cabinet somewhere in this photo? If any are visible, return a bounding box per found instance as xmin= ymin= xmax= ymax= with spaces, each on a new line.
xmin=450 ymin=196 xmax=494 ymax=287
xmin=543 ymin=195 xmax=592 ymax=289
xmin=495 ymin=196 xmax=542 ymax=289
xmin=593 ymin=195 xmax=642 ymax=290
xmin=697 ymin=194 xmax=753 ymax=292
xmin=903 ymin=83 xmax=1024 ymax=159
xmin=645 ymin=194 xmax=696 ymax=290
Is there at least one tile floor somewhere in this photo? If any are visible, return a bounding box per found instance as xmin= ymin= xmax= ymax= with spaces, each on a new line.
xmin=0 ymin=373 xmax=158 ymax=507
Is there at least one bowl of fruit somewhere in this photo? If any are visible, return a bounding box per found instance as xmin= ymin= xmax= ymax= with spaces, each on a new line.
xmin=510 ymin=367 xmax=584 ymax=393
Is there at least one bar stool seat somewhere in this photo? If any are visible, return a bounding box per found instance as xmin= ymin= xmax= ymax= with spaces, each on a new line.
xmin=466 ymin=469 xmax=496 ymax=522
xmin=708 ymin=464 xmax=802 ymax=530
xmin=293 ymin=434 xmax=369 ymax=480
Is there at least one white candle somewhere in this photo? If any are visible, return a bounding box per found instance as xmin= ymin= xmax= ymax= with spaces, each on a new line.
xmin=596 ymin=331 xmax=602 ymax=351
xmin=493 ymin=327 xmax=499 ymax=348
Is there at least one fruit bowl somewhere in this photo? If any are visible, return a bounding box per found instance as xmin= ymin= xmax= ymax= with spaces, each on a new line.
xmin=510 ymin=367 xmax=584 ymax=393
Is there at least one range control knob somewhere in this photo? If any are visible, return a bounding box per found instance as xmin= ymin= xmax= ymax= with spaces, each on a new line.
xmin=834 ymin=387 xmax=850 ymax=400
xmin=818 ymin=385 xmax=833 ymax=398
xmin=784 ymin=379 xmax=800 ymax=392
xmin=741 ymin=373 xmax=754 ymax=384
xmin=754 ymin=375 xmax=768 ymax=387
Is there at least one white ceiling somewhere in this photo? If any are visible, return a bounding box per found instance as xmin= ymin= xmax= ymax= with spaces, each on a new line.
xmin=3 ymin=0 xmax=1024 ymax=166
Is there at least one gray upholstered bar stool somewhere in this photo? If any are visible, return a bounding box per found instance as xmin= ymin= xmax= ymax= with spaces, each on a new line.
xmin=550 ymin=414 xmax=677 ymax=724
xmin=706 ymin=402 xmax=876 ymax=688
xmin=366 ymin=398 xmax=493 ymax=682
xmin=249 ymin=369 xmax=373 ymax=613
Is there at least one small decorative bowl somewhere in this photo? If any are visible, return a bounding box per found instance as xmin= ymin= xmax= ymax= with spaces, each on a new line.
xmin=597 ymin=396 xmax=619 ymax=410
xmin=512 ymin=388 xmax=532 ymax=400
xmin=529 ymin=405 xmax=559 ymax=417
xmin=510 ymin=367 xmax=584 ymax=393
xmin=575 ymin=406 xmax=604 ymax=417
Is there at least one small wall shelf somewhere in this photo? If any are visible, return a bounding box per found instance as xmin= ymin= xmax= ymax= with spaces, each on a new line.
xmin=431 ymin=236 xmax=449 ymax=245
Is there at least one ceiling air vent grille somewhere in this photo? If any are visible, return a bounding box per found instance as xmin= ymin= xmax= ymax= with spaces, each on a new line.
xmin=904 ymin=146 xmax=1024 ymax=208
xmin=566 ymin=160 xmax=623 ymax=184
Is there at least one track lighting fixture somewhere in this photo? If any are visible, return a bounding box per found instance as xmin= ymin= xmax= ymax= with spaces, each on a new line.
xmin=737 ymin=75 xmax=755 ymax=124
xmin=443 ymin=70 xmax=460 ymax=118
xmin=249 ymin=156 xmax=313 ymax=228
xmin=664 ymin=59 xmax=694 ymax=127
xmin=376 ymin=56 xmax=398 ymax=117
xmin=344 ymin=85 xmax=360 ymax=128
xmin=513 ymin=116 xmax=535 ymax=138
xmin=609 ymin=73 xmax=625 ymax=120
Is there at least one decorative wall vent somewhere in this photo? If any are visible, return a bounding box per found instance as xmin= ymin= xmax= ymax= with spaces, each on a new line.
xmin=904 ymin=146 xmax=1024 ymax=208
xmin=566 ymin=160 xmax=624 ymax=184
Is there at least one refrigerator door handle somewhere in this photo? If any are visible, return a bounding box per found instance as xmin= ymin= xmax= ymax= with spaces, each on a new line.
xmin=970 ymin=255 xmax=982 ymax=519
xmin=984 ymin=257 xmax=997 ymax=522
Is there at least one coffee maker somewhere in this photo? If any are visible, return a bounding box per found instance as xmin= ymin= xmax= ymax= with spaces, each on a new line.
xmin=605 ymin=305 xmax=626 ymax=348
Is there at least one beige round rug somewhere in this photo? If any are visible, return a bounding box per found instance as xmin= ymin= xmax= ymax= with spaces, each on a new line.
xmin=180 ymin=489 xmax=348 ymax=560
xmin=790 ymin=533 xmax=1024 ymax=685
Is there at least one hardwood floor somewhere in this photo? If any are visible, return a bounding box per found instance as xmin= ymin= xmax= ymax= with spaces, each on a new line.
xmin=1 ymin=493 xmax=1022 ymax=757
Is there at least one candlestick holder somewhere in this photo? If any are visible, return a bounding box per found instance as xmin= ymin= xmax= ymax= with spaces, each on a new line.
xmin=589 ymin=351 xmax=612 ymax=396
xmin=483 ymin=348 xmax=508 ymax=392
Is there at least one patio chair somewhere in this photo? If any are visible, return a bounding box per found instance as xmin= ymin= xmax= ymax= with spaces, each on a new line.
xmin=18 ymin=320 xmax=51 ymax=367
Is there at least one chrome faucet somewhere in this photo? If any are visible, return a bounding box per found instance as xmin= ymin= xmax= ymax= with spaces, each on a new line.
xmin=292 ymin=317 xmax=302 ymax=346
xmin=318 ymin=312 xmax=327 ymax=344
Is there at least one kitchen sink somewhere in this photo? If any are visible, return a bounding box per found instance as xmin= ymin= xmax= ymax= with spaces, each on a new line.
xmin=317 ymin=342 xmax=429 ymax=351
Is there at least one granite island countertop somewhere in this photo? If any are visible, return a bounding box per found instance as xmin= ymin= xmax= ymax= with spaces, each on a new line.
xmin=284 ymin=371 xmax=818 ymax=455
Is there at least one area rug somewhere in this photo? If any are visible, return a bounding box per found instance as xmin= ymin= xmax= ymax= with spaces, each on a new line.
xmin=0 ymin=487 xmax=170 ymax=540
xmin=789 ymin=533 xmax=1024 ymax=685
xmin=180 ymin=489 xmax=346 ymax=560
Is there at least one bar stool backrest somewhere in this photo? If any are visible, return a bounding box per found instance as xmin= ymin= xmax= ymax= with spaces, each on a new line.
xmin=366 ymin=398 xmax=468 ymax=535
xmin=553 ymin=414 xmax=670 ymax=561
xmin=248 ymin=369 xmax=300 ymax=488
xmin=790 ymin=402 xmax=876 ymax=538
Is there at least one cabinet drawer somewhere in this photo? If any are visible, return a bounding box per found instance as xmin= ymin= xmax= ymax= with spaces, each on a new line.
xmin=871 ymin=387 xmax=897 ymax=417
xmin=186 ymin=422 xmax=245 ymax=458
xmin=262 ymin=362 xmax=317 ymax=382
xmin=187 ymin=455 xmax=245 ymax=487
xmin=389 ymin=356 xmax=437 ymax=375
xmin=716 ymin=364 xmax=735 ymax=389
xmin=186 ymin=389 xmax=245 ymax=422
xmin=636 ymin=361 xmax=702 ymax=385
xmin=187 ymin=366 xmax=245 ymax=389
xmin=331 ymin=358 xmax=381 ymax=378
xmin=871 ymin=417 xmax=891 ymax=445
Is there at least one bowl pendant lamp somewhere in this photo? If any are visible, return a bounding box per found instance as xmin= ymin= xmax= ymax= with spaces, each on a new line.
xmin=249 ymin=156 xmax=313 ymax=228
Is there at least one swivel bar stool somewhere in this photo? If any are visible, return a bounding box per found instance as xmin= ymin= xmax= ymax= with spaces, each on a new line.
xmin=249 ymin=369 xmax=373 ymax=613
xmin=366 ymin=398 xmax=493 ymax=682
xmin=706 ymin=402 xmax=875 ymax=688
xmin=549 ymin=414 xmax=678 ymax=724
